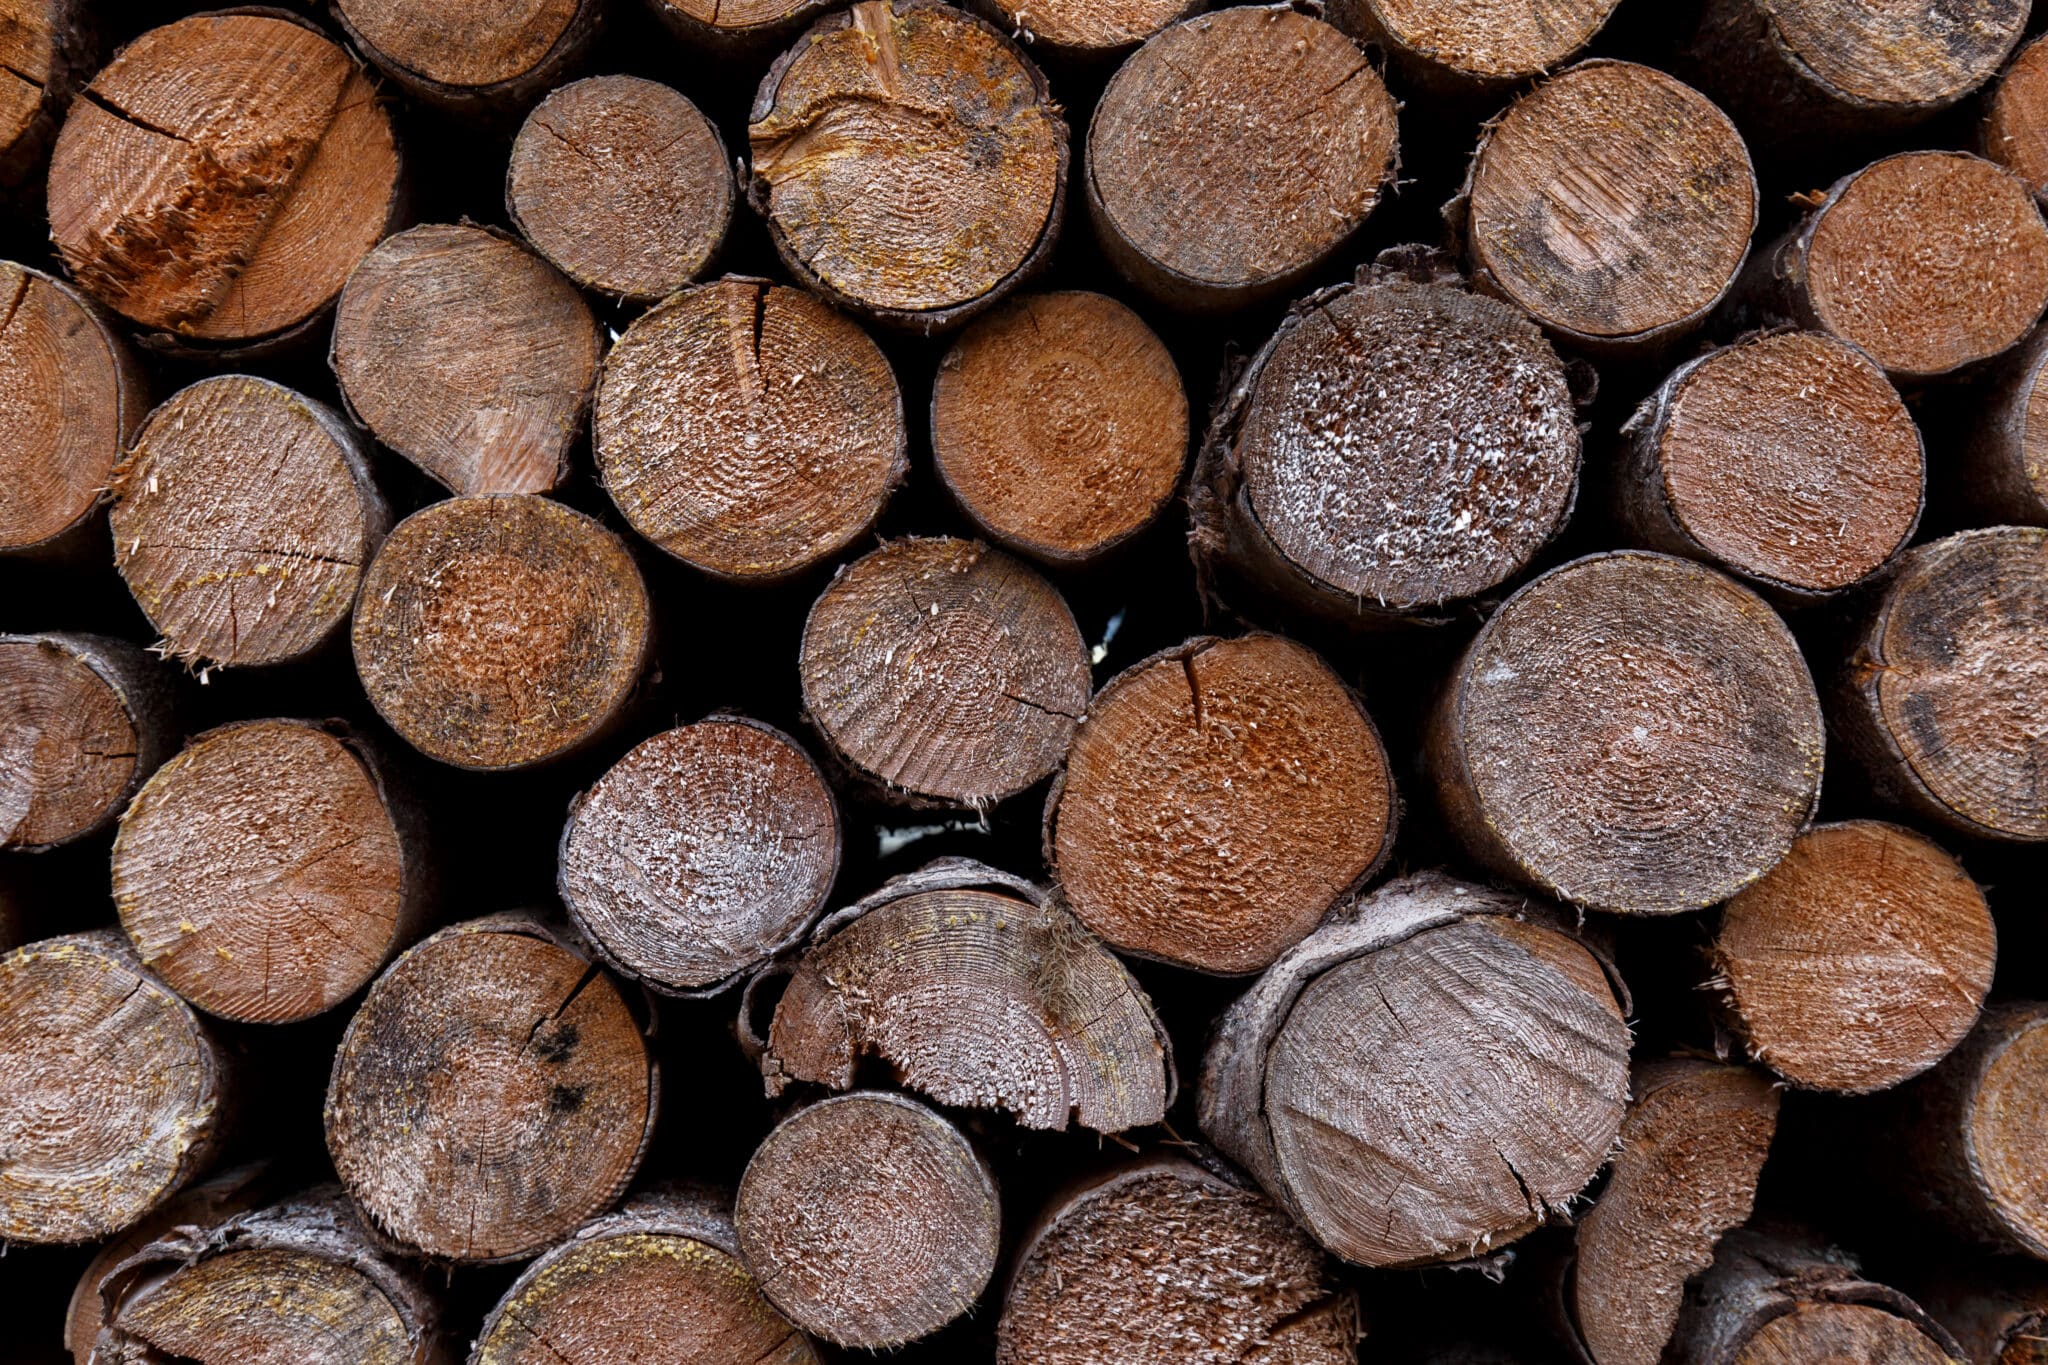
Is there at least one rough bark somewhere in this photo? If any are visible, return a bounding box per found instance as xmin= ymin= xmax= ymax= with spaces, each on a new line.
xmin=1986 ymin=35 xmax=2048 ymax=204
xmin=333 ymin=0 xmax=602 ymax=113
xmin=735 ymin=1091 xmax=1001 ymax=1349
xmin=1044 ymin=633 xmax=1398 ymax=975
xmin=1327 ymin=0 xmax=1622 ymax=94
xmin=324 ymin=913 xmax=657 ymax=1263
xmin=1198 ymin=872 xmax=1631 ymax=1268
xmin=1086 ymin=5 xmax=1396 ymax=312
xmin=351 ymin=495 xmax=652 ymax=772
xmin=1958 ymin=322 xmax=2048 ymax=527
xmin=0 ymin=0 xmax=93 ymax=197
xmin=1912 ymin=1260 xmax=2048 ymax=1365
xmin=971 ymin=0 xmax=1201 ymax=60
xmin=332 ymin=223 xmax=602 ymax=496
xmin=1427 ymin=551 xmax=1822 ymax=913
xmin=594 ymin=277 xmax=907 ymax=582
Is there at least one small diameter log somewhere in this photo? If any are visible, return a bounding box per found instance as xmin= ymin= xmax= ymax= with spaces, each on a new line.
xmin=1191 ymin=261 xmax=1581 ymax=623
xmin=1740 ymin=151 xmax=2048 ymax=382
xmin=798 ymin=538 xmax=1089 ymax=806
xmin=997 ymin=1157 xmax=1359 ymax=1365
xmin=1915 ymin=1261 xmax=2048 ymax=1365
xmin=748 ymin=0 xmax=1066 ymax=330
xmin=1959 ymin=323 xmax=2048 ymax=527
xmin=109 ymin=376 xmax=391 ymax=670
xmin=507 ymin=76 xmax=734 ymax=304
xmin=0 ymin=930 xmax=229 ymax=1244
xmin=334 ymin=224 xmax=602 ymax=496
xmin=737 ymin=1093 xmax=999 ymax=1348
xmin=595 ymin=277 xmax=907 ymax=581
xmin=352 ymin=495 xmax=652 ymax=772
xmin=1198 ymin=873 xmax=1631 ymax=1268
xmin=559 ymin=717 xmax=841 ymax=997
xmin=1327 ymin=0 xmax=1621 ymax=94
xmin=974 ymin=0 xmax=1199 ymax=60
xmin=1426 ymin=551 xmax=1824 ymax=915
xmin=46 ymin=12 xmax=401 ymax=353
xmin=1616 ymin=331 xmax=1923 ymax=600
xmin=1086 ymin=7 xmax=1396 ymax=312
xmin=1459 ymin=60 xmax=1756 ymax=355
xmin=1710 ymin=821 xmax=1994 ymax=1093
xmin=1986 ymin=36 xmax=2048 ymax=203
xmin=112 ymin=719 xmax=429 ymax=1025
xmin=334 ymin=0 xmax=598 ymax=111
xmin=0 ymin=261 xmax=146 ymax=558
xmin=1046 ymin=633 xmax=1397 ymax=975
xmin=0 ymin=632 xmax=176 ymax=852
xmin=758 ymin=859 xmax=1172 ymax=1133
xmin=1834 ymin=526 xmax=2048 ymax=842
xmin=0 ymin=0 xmax=88 ymax=193
xmin=1569 ymin=1061 xmax=1781 ymax=1365
xmin=930 ymin=290 xmax=1187 ymax=566
xmin=90 ymin=1187 xmax=448 ymax=1365
xmin=325 ymin=914 xmax=656 ymax=1263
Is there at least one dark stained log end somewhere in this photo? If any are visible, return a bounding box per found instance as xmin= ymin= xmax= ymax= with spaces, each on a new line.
xmin=1330 ymin=0 xmax=1622 ymax=92
xmin=335 ymin=0 xmax=600 ymax=109
xmin=1987 ymin=35 xmax=2048 ymax=204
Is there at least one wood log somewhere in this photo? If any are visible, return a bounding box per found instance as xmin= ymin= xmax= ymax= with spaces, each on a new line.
xmin=1912 ymin=1260 xmax=2048 ymax=1365
xmin=747 ymin=0 xmax=1066 ymax=330
xmin=755 ymin=859 xmax=1172 ymax=1133
xmin=0 ymin=929 xmax=230 ymax=1244
xmin=1833 ymin=526 xmax=2048 ymax=842
xmin=594 ymin=276 xmax=907 ymax=582
xmin=1568 ymin=1060 xmax=1781 ymax=1365
xmin=798 ymin=537 xmax=1089 ymax=806
xmin=1958 ymin=323 xmax=2048 ymax=527
xmin=89 ymin=1187 xmax=449 ymax=1365
xmin=734 ymin=1090 xmax=1000 ymax=1349
xmin=1327 ymin=0 xmax=1621 ymax=94
xmin=109 ymin=376 xmax=392 ymax=671
xmin=1736 ymin=151 xmax=2048 ymax=382
xmin=474 ymin=1186 xmax=818 ymax=1365
xmin=996 ymin=1156 xmax=1359 ymax=1365
xmin=558 ymin=716 xmax=840 ymax=997
xmin=332 ymin=223 xmax=602 ymax=497
xmin=1615 ymin=330 xmax=1923 ymax=601
xmin=1986 ymin=35 xmax=2048 ymax=204
xmin=930 ymin=290 xmax=1187 ymax=566
xmin=324 ymin=914 xmax=657 ymax=1263
xmin=645 ymin=0 xmax=835 ymax=51
xmin=0 ymin=631 xmax=177 ymax=852
xmin=973 ymin=0 xmax=1200 ymax=61
xmin=333 ymin=0 xmax=599 ymax=113
xmin=507 ymin=75 xmax=734 ymax=304
xmin=1190 ymin=258 xmax=1581 ymax=624
xmin=0 ymin=261 xmax=147 ymax=559
xmin=112 ymin=718 xmax=430 ymax=1025
xmin=351 ymin=494 xmax=652 ymax=772
xmin=1086 ymin=6 xmax=1396 ymax=312
xmin=1709 ymin=820 xmax=1994 ymax=1093
xmin=45 ymin=11 xmax=402 ymax=354
xmin=1198 ymin=872 xmax=1631 ymax=1267
xmin=1044 ymin=632 xmax=1397 ymax=975
xmin=1425 ymin=550 xmax=1824 ymax=915
xmin=1458 ymin=60 xmax=1756 ymax=356
xmin=0 ymin=0 xmax=91 ymax=195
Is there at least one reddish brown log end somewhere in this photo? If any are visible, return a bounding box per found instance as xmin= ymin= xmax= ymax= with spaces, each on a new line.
xmin=0 ymin=632 xmax=174 ymax=851
xmin=981 ymin=0 xmax=1199 ymax=58
xmin=649 ymin=0 xmax=834 ymax=46
xmin=0 ymin=0 xmax=86 ymax=191
xmin=596 ymin=277 xmax=906 ymax=581
xmin=1330 ymin=0 xmax=1622 ymax=89
xmin=931 ymin=290 xmax=1187 ymax=565
xmin=1987 ymin=36 xmax=2048 ymax=202
xmin=335 ymin=0 xmax=597 ymax=106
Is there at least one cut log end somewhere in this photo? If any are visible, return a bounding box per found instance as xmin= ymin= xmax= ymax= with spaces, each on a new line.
xmin=336 ymin=0 xmax=593 ymax=102
xmin=1736 ymin=1304 xmax=1958 ymax=1364
xmin=1970 ymin=1009 xmax=2048 ymax=1257
xmin=1735 ymin=0 xmax=2023 ymax=116
xmin=650 ymin=0 xmax=833 ymax=45
xmin=1987 ymin=35 xmax=2048 ymax=202
xmin=0 ymin=632 xmax=172 ymax=851
xmin=985 ymin=0 xmax=1198 ymax=56
xmin=736 ymin=1091 xmax=1000 ymax=1349
xmin=0 ymin=0 xmax=82 ymax=191
xmin=1332 ymin=0 xmax=1623 ymax=87
xmin=352 ymin=495 xmax=651 ymax=772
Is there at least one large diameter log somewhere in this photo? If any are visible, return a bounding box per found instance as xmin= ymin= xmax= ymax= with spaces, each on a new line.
xmin=1569 ymin=1061 xmax=1780 ymax=1365
xmin=109 ymin=376 xmax=391 ymax=670
xmin=1987 ymin=36 xmax=2048 ymax=204
xmin=1959 ymin=324 xmax=2048 ymax=527
xmin=594 ymin=277 xmax=906 ymax=581
xmin=1191 ymin=260 xmax=1581 ymax=623
xmin=474 ymin=1187 xmax=818 ymax=1365
xmin=0 ymin=0 xmax=90 ymax=194
xmin=0 ymin=930 xmax=230 ymax=1244
xmin=1459 ymin=60 xmax=1755 ymax=355
xmin=90 ymin=1187 xmax=448 ymax=1365
xmin=1328 ymin=0 xmax=1621 ymax=93
xmin=1710 ymin=821 xmax=1994 ymax=1093
xmin=748 ymin=0 xmax=1065 ymax=330
xmin=352 ymin=495 xmax=652 ymax=772
xmin=1428 ymin=551 xmax=1821 ymax=914
xmin=334 ymin=0 xmax=598 ymax=111
xmin=558 ymin=717 xmax=840 ymax=997
xmin=996 ymin=1156 xmax=1359 ymax=1365
xmin=1045 ymin=633 xmax=1397 ymax=975
xmin=735 ymin=1091 xmax=1000 ymax=1349
xmin=1914 ymin=1261 xmax=2048 ymax=1365
xmin=799 ymin=538 xmax=1089 ymax=806
xmin=757 ymin=859 xmax=1172 ymax=1133
xmin=45 ymin=12 xmax=401 ymax=354
xmin=1086 ymin=7 xmax=1396 ymax=312
xmin=1834 ymin=526 xmax=2048 ymax=842
xmin=974 ymin=0 xmax=1199 ymax=60
xmin=333 ymin=224 xmax=602 ymax=497
xmin=112 ymin=719 xmax=430 ymax=1025
xmin=325 ymin=914 xmax=657 ymax=1263
xmin=1199 ymin=873 xmax=1630 ymax=1267
xmin=1 ymin=632 xmax=177 ymax=852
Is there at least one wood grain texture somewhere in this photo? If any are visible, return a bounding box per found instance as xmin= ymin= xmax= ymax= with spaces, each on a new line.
xmin=335 ymin=0 xmax=600 ymax=110
xmin=1329 ymin=0 xmax=1621 ymax=91
xmin=974 ymin=0 xmax=1201 ymax=58
xmin=645 ymin=0 xmax=836 ymax=50
xmin=1987 ymin=35 xmax=2048 ymax=203
xmin=0 ymin=0 xmax=91 ymax=194
xmin=1959 ymin=322 xmax=2048 ymax=527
